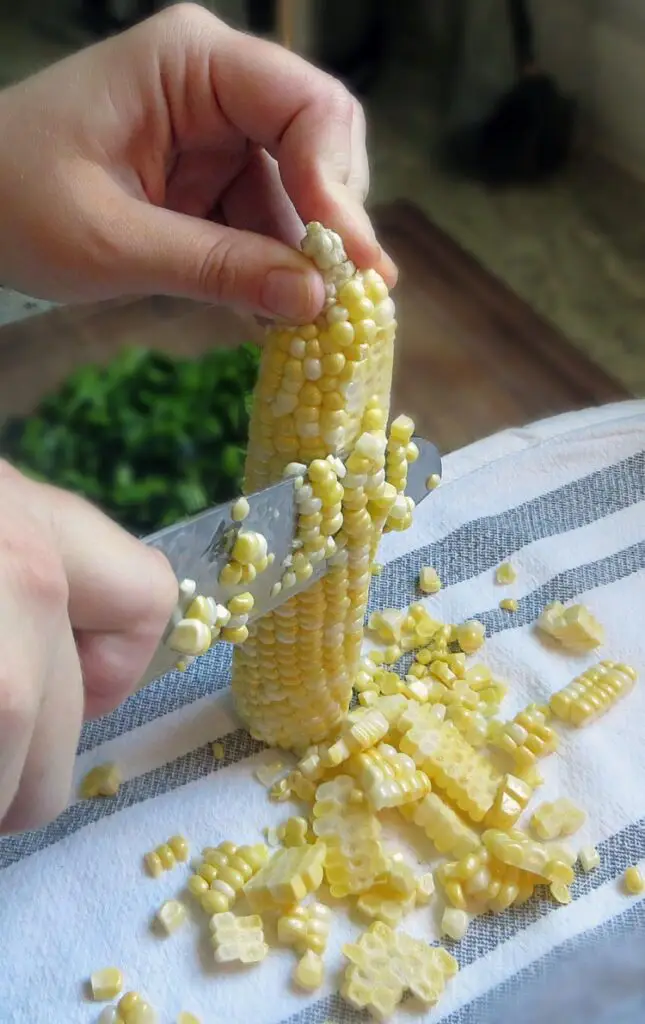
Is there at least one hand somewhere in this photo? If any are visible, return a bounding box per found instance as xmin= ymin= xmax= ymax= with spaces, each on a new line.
xmin=0 ymin=462 xmax=177 ymax=834
xmin=0 ymin=3 xmax=396 ymax=322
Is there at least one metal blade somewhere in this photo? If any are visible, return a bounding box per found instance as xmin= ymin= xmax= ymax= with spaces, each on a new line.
xmin=138 ymin=437 xmax=442 ymax=688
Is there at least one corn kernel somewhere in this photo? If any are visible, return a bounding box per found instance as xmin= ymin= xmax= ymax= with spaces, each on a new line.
xmin=80 ymin=762 xmax=121 ymax=799
xmin=441 ymin=907 xmax=469 ymax=940
xmin=157 ymin=899 xmax=187 ymax=935
xmin=177 ymin=1014 xmax=201 ymax=1024
xmin=294 ymin=950 xmax=325 ymax=990
xmin=211 ymin=742 xmax=225 ymax=760
xmin=231 ymin=496 xmax=250 ymax=522
xmin=624 ymin=866 xmax=645 ymax=894
xmin=227 ymin=591 xmax=255 ymax=616
xmin=495 ymin=562 xmax=516 ymax=584
xmin=578 ymin=846 xmax=600 ymax=872
xmin=499 ymin=598 xmax=518 ymax=612
xmin=455 ymin=620 xmax=485 ymax=654
xmin=210 ymin=912 xmax=268 ymax=964
xmin=419 ymin=566 xmax=441 ymax=594
xmin=90 ymin=967 xmax=123 ymax=1001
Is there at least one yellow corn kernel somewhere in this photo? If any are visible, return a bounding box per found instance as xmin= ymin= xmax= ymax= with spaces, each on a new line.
xmin=277 ymin=901 xmax=332 ymax=955
xmin=278 ymin=816 xmax=309 ymax=847
xmin=118 ymin=992 xmax=157 ymax=1024
xmin=210 ymin=912 xmax=268 ymax=964
xmin=537 ymin=601 xmax=605 ymax=651
xmin=426 ymin=472 xmax=441 ymax=490
xmin=419 ymin=566 xmax=441 ymax=594
xmin=400 ymin=791 xmax=481 ymax=858
xmin=80 ymin=762 xmax=121 ymax=799
xmin=485 ymin=774 xmax=533 ymax=830
xmin=415 ymin=872 xmax=435 ymax=905
xmin=550 ymin=661 xmax=637 ymax=727
xmin=356 ymin=884 xmax=416 ymax=928
xmin=495 ymin=562 xmax=516 ymax=584
xmin=177 ymin=1014 xmax=201 ymax=1024
xmin=313 ymin=775 xmax=388 ymax=897
xmin=227 ymin=591 xmax=255 ymax=616
xmin=441 ymin=907 xmax=469 ymax=940
xmin=157 ymin=899 xmax=187 ymax=935
xmin=370 ymin=562 xmax=383 ymax=576
xmin=491 ymin=703 xmax=559 ymax=771
xmin=221 ymin=625 xmax=249 ymax=645
xmin=550 ymin=881 xmax=572 ymax=904
xmin=350 ymin=742 xmax=430 ymax=810
xmin=231 ymin=496 xmax=250 ymax=522
xmin=293 ymin=950 xmax=325 ymax=990
xmin=455 ymin=620 xmax=485 ymax=654
xmin=219 ymin=561 xmax=243 ymax=586
xmin=624 ymin=866 xmax=645 ymax=894
xmin=531 ymin=799 xmax=586 ymax=841
xmin=211 ymin=741 xmax=225 ymax=760
xmin=167 ymin=835 xmax=189 ymax=862
xmin=187 ymin=874 xmax=209 ymax=897
xmin=244 ymin=843 xmax=326 ymax=911
xmin=90 ymin=967 xmax=123 ymax=1001
xmin=578 ymin=846 xmax=600 ymax=872
xmin=499 ymin=598 xmax=518 ymax=612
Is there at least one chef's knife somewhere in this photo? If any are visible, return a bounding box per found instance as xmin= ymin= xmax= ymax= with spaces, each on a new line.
xmin=138 ymin=437 xmax=441 ymax=687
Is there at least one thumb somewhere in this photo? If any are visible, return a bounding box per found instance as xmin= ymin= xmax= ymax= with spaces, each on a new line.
xmin=113 ymin=199 xmax=326 ymax=322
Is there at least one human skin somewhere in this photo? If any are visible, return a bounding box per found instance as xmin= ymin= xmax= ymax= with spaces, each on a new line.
xmin=0 ymin=4 xmax=394 ymax=834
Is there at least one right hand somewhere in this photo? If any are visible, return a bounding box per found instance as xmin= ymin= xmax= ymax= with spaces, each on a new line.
xmin=0 ymin=462 xmax=178 ymax=835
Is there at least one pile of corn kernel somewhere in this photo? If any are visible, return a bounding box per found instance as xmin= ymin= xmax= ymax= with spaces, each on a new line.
xmin=85 ymin=572 xmax=639 ymax=1023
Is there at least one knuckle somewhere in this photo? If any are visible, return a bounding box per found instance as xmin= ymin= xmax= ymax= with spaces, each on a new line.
xmin=16 ymin=546 xmax=68 ymax=609
xmin=197 ymin=234 xmax=240 ymax=302
xmin=157 ymin=2 xmax=215 ymax=34
xmin=0 ymin=671 xmax=37 ymax=747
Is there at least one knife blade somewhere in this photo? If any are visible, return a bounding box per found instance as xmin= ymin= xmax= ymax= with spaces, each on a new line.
xmin=138 ymin=437 xmax=441 ymax=687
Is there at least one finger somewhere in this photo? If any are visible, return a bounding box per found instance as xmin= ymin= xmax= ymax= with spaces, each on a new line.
xmin=0 ymin=580 xmax=42 ymax=828
xmin=88 ymin=170 xmax=325 ymax=321
xmin=219 ymin=147 xmax=304 ymax=249
xmin=155 ymin=9 xmax=396 ymax=282
xmin=2 ymin=625 xmax=82 ymax=834
xmin=32 ymin=479 xmax=179 ymax=718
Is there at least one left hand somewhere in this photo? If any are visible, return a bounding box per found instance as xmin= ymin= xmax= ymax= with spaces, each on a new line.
xmin=0 ymin=3 xmax=396 ymax=323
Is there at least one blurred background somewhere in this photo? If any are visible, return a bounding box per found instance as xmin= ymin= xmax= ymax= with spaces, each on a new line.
xmin=0 ymin=0 xmax=643 ymax=532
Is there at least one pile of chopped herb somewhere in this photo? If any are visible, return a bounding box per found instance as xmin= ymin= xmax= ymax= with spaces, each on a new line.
xmin=0 ymin=344 xmax=260 ymax=535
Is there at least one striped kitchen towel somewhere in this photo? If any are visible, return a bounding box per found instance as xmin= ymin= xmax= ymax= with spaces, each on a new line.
xmin=1 ymin=399 xmax=645 ymax=1024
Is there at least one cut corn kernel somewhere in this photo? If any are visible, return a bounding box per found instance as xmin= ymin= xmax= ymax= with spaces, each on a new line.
xmin=490 ymin=703 xmax=558 ymax=771
xmin=624 ymin=866 xmax=645 ymax=894
xmin=157 ymin=899 xmax=187 ymax=935
xmin=118 ymin=992 xmax=157 ymax=1024
xmin=537 ymin=601 xmax=605 ymax=651
xmin=231 ymin=496 xmax=250 ymax=522
xmin=419 ymin=566 xmax=441 ymax=594
xmin=210 ymin=912 xmax=268 ymax=964
xmin=278 ymin=902 xmax=331 ymax=955
xmin=293 ymin=950 xmax=325 ymax=990
xmin=530 ymin=799 xmax=586 ymax=841
xmin=90 ymin=967 xmax=123 ymax=1001
xmin=177 ymin=1014 xmax=201 ymax=1024
xmin=495 ymin=562 xmax=517 ymax=584
xmin=98 ymin=1009 xmax=120 ymax=1024
xmin=578 ymin=846 xmax=600 ymax=872
xmin=499 ymin=598 xmax=518 ymax=612
xmin=426 ymin=473 xmax=441 ymax=490
xmin=277 ymin=816 xmax=309 ymax=847
xmin=168 ymin=835 xmax=189 ymax=862
xmin=244 ymin=843 xmax=326 ymax=911
xmin=191 ymin=842 xmax=269 ymax=915
xmin=341 ymin=922 xmax=458 ymax=1019
xmin=455 ymin=620 xmax=485 ymax=655
xmin=211 ymin=742 xmax=225 ymax=760
xmin=441 ymin=907 xmax=469 ymax=940
xmin=80 ymin=762 xmax=121 ymax=799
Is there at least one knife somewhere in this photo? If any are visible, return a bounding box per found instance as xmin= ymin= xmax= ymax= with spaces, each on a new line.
xmin=138 ymin=438 xmax=442 ymax=688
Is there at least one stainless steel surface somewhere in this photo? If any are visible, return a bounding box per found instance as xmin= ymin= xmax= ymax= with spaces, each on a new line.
xmin=138 ymin=437 xmax=441 ymax=688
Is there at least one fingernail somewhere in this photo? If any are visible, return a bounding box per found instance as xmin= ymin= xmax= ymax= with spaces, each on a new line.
xmin=261 ymin=268 xmax=324 ymax=322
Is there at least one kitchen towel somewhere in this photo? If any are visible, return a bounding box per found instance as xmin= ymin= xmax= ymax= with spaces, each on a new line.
xmin=1 ymin=398 xmax=645 ymax=1024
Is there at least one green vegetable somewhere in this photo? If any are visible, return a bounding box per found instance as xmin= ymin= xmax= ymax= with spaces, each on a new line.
xmin=0 ymin=344 xmax=260 ymax=534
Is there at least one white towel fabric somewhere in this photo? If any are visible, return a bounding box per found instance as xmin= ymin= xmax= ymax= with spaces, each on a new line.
xmin=2 ymin=399 xmax=645 ymax=1024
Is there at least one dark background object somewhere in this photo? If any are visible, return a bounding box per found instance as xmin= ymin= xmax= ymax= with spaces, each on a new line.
xmin=446 ymin=0 xmax=576 ymax=185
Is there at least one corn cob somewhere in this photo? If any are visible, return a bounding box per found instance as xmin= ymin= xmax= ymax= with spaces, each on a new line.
xmin=232 ymin=223 xmax=402 ymax=749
